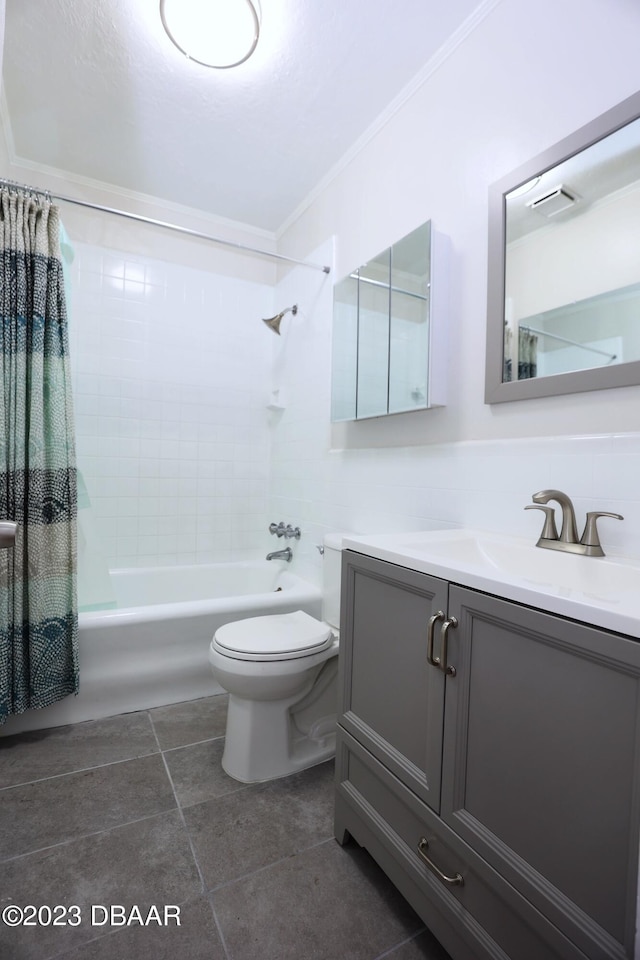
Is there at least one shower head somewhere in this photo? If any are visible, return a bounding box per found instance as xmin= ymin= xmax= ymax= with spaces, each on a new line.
xmin=262 ymin=304 xmax=297 ymax=335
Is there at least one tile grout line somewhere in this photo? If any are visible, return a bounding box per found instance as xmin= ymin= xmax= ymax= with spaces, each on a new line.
xmin=159 ymin=732 xmax=225 ymax=755
xmin=0 ymin=804 xmax=181 ymax=865
xmin=148 ymin=710 xmax=234 ymax=960
xmin=0 ymin=704 xmax=227 ymax=793
xmin=206 ymin=835 xmax=336 ymax=894
xmin=0 ymin=748 xmax=161 ymax=793
xmin=371 ymin=928 xmax=430 ymax=960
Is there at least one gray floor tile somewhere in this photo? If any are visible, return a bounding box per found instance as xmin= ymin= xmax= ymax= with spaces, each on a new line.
xmin=150 ymin=694 xmax=228 ymax=750
xmin=213 ymin=839 xmax=423 ymax=960
xmin=164 ymin=738 xmax=247 ymax=808
xmin=54 ymin=897 xmax=225 ymax=960
xmin=0 ymin=754 xmax=176 ymax=860
xmin=0 ymin=810 xmax=203 ymax=960
xmin=0 ymin=711 xmax=158 ymax=789
xmin=381 ymin=930 xmax=452 ymax=960
xmin=184 ymin=760 xmax=335 ymax=889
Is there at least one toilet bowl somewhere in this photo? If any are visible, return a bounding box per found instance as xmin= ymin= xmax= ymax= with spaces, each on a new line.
xmin=208 ymin=534 xmax=342 ymax=783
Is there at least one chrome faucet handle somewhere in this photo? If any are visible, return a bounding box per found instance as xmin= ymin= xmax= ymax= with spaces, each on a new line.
xmin=284 ymin=525 xmax=301 ymax=540
xmin=524 ymin=504 xmax=559 ymax=542
xmin=268 ymin=521 xmax=286 ymax=537
xmin=579 ymin=511 xmax=623 ymax=556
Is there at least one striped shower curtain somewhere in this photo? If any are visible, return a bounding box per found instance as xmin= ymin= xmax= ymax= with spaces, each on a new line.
xmin=0 ymin=189 xmax=78 ymax=724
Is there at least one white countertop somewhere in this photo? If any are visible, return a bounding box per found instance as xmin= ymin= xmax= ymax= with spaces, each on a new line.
xmin=343 ymin=528 xmax=640 ymax=640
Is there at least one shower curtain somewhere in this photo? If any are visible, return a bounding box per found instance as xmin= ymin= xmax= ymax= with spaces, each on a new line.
xmin=518 ymin=328 xmax=538 ymax=380
xmin=0 ymin=189 xmax=78 ymax=724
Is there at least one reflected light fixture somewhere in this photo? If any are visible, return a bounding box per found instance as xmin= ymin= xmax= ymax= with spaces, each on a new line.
xmin=160 ymin=0 xmax=260 ymax=69
xmin=507 ymin=176 xmax=541 ymax=200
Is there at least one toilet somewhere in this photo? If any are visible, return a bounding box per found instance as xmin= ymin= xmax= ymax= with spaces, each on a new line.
xmin=208 ymin=534 xmax=343 ymax=783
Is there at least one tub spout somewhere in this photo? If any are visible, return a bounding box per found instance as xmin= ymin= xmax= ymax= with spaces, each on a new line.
xmin=266 ymin=547 xmax=293 ymax=562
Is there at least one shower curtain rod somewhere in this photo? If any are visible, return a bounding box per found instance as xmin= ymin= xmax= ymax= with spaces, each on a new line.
xmin=349 ymin=272 xmax=428 ymax=302
xmin=520 ymin=324 xmax=617 ymax=362
xmin=0 ymin=177 xmax=331 ymax=275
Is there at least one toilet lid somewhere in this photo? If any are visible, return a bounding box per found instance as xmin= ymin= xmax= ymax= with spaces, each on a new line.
xmin=213 ymin=610 xmax=334 ymax=662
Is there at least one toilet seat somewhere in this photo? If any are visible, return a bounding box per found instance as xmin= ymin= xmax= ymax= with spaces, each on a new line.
xmin=213 ymin=610 xmax=334 ymax=662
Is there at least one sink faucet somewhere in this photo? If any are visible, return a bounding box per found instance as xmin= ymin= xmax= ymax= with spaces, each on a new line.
xmin=525 ymin=489 xmax=623 ymax=557
xmin=530 ymin=489 xmax=579 ymax=543
xmin=266 ymin=547 xmax=293 ymax=562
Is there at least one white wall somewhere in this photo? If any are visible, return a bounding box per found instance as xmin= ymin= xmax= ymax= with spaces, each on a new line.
xmin=270 ymin=0 xmax=640 ymax=580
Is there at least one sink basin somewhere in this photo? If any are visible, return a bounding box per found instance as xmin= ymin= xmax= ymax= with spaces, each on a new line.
xmin=343 ymin=528 xmax=640 ymax=638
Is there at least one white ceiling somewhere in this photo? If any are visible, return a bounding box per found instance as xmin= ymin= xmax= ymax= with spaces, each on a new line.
xmin=2 ymin=0 xmax=483 ymax=233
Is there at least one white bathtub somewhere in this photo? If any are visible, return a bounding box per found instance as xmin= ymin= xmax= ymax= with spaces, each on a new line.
xmin=2 ymin=561 xmax=321 ymax=734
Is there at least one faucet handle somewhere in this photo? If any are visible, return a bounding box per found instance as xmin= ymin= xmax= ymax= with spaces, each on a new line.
xmin=524 ymin=504 xmax=559 ymax=541
xmin=579 ymin=511 xmax=623 ymax=555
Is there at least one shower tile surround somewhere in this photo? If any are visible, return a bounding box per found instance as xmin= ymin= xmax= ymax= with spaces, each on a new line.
xmin=69 ymin=243 xmax=274 ymax=572
xmin=0 ymin=695 xmax=449 ymax=960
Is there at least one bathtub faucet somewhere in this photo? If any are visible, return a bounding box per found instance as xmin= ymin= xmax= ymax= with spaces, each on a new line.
xmin=266 ymin=547 xmax=293 ymax=562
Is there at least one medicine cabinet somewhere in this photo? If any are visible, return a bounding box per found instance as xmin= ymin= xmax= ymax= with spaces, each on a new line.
xmin=331 ymin=221 xmax=447 ymax=421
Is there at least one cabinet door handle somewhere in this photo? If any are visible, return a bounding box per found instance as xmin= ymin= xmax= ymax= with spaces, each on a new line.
xmin=417 ymin=837 xmax=464 ymax=886
xmin=427 ymin=611 xmax=445 ymax=667
xmin=439 ymin=617 xmax=458 ymax=676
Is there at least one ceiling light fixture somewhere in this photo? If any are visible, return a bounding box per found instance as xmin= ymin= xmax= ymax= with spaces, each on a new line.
xmin=160 ymin=0 xmax=260 ymax=69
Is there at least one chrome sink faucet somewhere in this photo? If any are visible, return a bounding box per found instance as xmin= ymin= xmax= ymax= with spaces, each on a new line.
xmin=525 ymin=489 xmax=623 ymax=557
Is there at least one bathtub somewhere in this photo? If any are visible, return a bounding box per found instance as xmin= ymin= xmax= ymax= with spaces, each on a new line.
xmin=2 ymin=560 xmax=321 ymax=735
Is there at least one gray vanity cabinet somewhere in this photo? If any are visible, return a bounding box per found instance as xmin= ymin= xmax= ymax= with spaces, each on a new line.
xmin=335 ymin=550 xmax=640 ymax=960
xmin=337 ymin=550 xmax=448 ymax=812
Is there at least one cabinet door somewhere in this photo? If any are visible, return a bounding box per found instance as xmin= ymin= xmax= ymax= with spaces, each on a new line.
xmin=338 ymin=551 xmax=448 ymax=812
xmin=441 ymin=586 xmax=640 ymax=960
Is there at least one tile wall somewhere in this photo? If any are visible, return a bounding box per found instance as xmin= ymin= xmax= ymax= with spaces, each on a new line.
xmin=68 ymin=242 xmax=275 ymax=579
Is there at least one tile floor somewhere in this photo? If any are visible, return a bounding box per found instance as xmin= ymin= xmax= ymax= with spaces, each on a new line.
xmin=0 ymin=694 xmax=452 ymax=960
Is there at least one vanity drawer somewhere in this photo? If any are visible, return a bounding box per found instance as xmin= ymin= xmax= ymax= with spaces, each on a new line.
xmin=335 ymin=730 xmax=589 ymax=960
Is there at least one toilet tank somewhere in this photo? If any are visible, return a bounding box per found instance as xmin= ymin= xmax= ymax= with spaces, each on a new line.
xmin=321 ymin=533 xmax=344 ymax=628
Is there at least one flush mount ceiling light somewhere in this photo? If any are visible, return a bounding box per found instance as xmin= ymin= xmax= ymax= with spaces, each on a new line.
xmin=160 ymin=0 xmax=260 ymax=69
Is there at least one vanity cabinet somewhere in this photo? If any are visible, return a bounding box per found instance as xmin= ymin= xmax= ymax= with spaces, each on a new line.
xmin=335 ymin=550 xmax=640 ymax=960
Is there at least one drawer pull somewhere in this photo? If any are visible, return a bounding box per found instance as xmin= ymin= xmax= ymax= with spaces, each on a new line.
xmin=427 ymin=611 xmax=445 ymax=667
xmin=439 ymin=616 xmax=458 ymax=676
xmin=417 ymin=837 xmax=464 ymax=886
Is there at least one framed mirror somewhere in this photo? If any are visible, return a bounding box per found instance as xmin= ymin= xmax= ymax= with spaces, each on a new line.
xmin=485 ymin=91 xmax=640 ymax=403
xmin=331 ymin=221 xmax=447 ymax=421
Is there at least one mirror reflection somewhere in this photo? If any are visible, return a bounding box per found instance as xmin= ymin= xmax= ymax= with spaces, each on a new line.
xmin=331 ymin=221 xmax=433 ymax=421
xmin=486 ymin=91 xmax=640 ymax=403
xmin=504 ymin=117 xmax=640 ymax=383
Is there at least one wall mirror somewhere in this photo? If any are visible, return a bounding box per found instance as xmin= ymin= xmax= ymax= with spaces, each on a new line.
xmin=485 ymin=91 xmax=640 ymax=403
xmin=331 ymin=220 xmax=447 ymax=421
